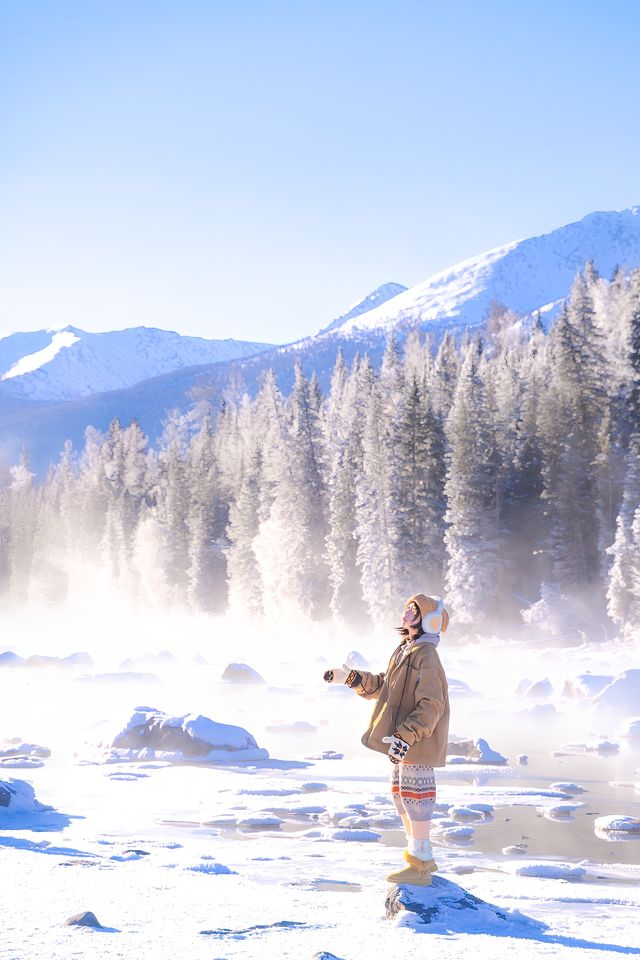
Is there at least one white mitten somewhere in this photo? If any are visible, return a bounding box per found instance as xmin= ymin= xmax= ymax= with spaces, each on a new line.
xmin=323 ymin=665 xmax=361 ymax=687
xmin=382 ymin=733 xmax=410 ymax=763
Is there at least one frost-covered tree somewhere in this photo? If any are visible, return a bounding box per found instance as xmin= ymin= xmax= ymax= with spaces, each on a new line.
xmin=443 ymin=343 xmax=499 ymax=624
xmin=324 ymin=356 xmax=367 ymax=621
xmin=394 ymin=373 xmax=446 ymax=590
xmin=355 ymin=357 xmax=402 ymax=619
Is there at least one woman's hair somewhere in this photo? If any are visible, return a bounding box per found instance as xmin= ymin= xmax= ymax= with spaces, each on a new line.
xmin=395 ymin=601 xmax=424 ymax=638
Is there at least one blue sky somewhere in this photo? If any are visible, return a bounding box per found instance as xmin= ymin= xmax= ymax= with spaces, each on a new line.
xmin=1 ymin=0 xmax=639 ymax=344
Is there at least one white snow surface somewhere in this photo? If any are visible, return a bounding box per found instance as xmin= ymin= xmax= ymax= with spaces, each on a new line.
xmin=1 ymin=618 xmax=640 ymax=958
xmin=0 ymin=326 xmax=273 ymax=401
xmin=1 ymin=330 xmax=80 ymax=380
xmin=313 ymin=206 xmax=640 ymax=339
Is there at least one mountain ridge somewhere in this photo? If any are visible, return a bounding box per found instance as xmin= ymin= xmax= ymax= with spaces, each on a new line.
xmin=2 ymin=204 xmax=640 ymax=474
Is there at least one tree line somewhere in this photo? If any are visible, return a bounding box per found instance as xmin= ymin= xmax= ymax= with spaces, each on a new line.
xmin=1 ymin=263 xmax=639 ymax=640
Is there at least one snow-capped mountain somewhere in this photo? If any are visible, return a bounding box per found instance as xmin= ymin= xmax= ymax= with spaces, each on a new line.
xmin=319 ymin=282 xmax=408 ymax=334
xmin=0 ymin=326 xmax=274 ymax=402
xmin=2 ymin=204 xmax=640 ymax=475
xmin=313 ymin=205 xmax=640 ymax=340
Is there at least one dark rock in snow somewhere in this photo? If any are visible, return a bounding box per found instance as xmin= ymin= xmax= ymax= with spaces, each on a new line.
xmin=64 ymin=911 xmax=104 ymax=928
xmin=221 ymin=662 xmax=265 ymax=684
xmin=385 ymin=875 xmax=546 ymax=933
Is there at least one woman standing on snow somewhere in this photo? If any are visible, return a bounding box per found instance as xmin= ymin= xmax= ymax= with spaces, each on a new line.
xmin=324 ymin=593 xmax=449 ymax=886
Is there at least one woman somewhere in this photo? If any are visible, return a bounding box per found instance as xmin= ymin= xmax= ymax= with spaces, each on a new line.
xmin=324 ymin=593 xmax=449 ymax=886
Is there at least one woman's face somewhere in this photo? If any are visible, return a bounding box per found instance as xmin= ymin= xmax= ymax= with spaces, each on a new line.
xmin=402 ymin=603 xmax=421 ymax=630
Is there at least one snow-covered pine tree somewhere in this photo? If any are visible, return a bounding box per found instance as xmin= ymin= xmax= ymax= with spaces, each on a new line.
xmin=393 ymin=371 xmax=446 ymax=592
xmin=431 ymin=330 xmax=460 ymax=419
xmin=354 ymin=356 xmax=402 ymax=620
xmin=538 ymin=282 xmax=606 ymax=591
xmin=606 ymin=269 xmax=640 ymax=634
xmin=324 ymin=354 xmax=367 ymax=621
xmin=6 ymin=451 xmax=39 ymax=602
xmin=154 ymin=412 xmax=191 ymax=604
xmin=251 ymin=365 xmax=329 ymax=618
xmin=443 ymin=341 xmax=499 ymax=625
xmin=185 ymin=415 xmax=227 ymax=611
xmin=225 ymin=440 xmax=265 ymax=614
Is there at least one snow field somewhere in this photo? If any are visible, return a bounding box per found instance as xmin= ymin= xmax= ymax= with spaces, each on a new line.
xmin=1 ymin=628 xmax=640 ymax=958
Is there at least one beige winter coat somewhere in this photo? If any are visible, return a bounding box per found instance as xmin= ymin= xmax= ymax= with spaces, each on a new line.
xmin=356 ymin=638 xmax=449 ymax=767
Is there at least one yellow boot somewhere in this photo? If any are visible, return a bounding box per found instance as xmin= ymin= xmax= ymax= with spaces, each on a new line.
xmin=386 ymin=850 xmax=438 ymax=885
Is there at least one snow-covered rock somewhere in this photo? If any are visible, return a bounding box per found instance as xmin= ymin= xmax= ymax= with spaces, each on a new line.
xmin=447 ymin=678 xmax=475 ymax=696
xmin=506 ymin=862 xmax=586 ymax=880
xmin=591 ymin=670 xmax=640 ymax=713
xmin=386 ymin=875 xmax=546 ymax=934
xmin=549 ymin=782 xmax=586 ymax=794
xmin=25 ymin=652 xmax=92 ymax=668
xmin=594 ymin=815 xmax=640 ymax=834
xmin=519 ymin=703 xmax=558 ymax=720
xmin=446 ymin=737 xmax=506 ymax=765
xmin=562 ymin=673 xmax=614 ymax=699
xmin=236 ymin=814 xmax=283 ymax=829
xmin=466 ymin=802 xmax=494 ymax=815
xmin=559 ymin=739 xmax=619 ymax=755
xmin=523 ymin=678 xmax=554 ymax=699
xmin=0 ymin=778 xmax=52 ymax=813
xmin=448 ymin=806 xmax=485 ymax=821
xmin=221 ymin=663 xmax=265 ymax=685
xmin=344 ymin=651 xmax=370 ymax=670
xmin=436 ymin=825 xmax=475 ymax=841
xmin=187 ymin=861 xmax=237 ymax=875
xmin=0 ymin=652 xmax=24 ymax=667
xmin=502 ymin=843 xmax=528 ymax=855
xmin=474 ymin=738 xmax=507 ymax=764
xmin=618 ymin=717 xmax=640 ymax=738
xmin=98 ymin=706 xmax=268 ymax=763
xmin=539 ymin=801 xmax=584 ymax=819
xmin=0 ymin=757 xmax=45 ymax=769
xmin=446 ymin=737 xmax=477 ymax=757
xmin=330 ymin=828 xmax=380 ymax=842
xmin=0 ymin=740 xmax=50 ymax=759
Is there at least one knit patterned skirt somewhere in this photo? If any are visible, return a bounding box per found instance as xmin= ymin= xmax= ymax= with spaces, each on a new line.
xmin=390 ymin=762 xmax=436 ymax=822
